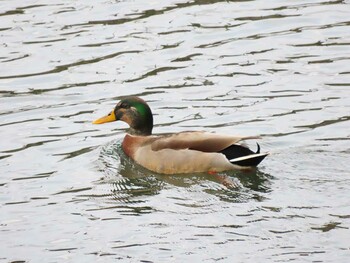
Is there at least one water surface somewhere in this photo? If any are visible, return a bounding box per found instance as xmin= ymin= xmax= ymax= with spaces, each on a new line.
xmin=1 ymin=0 xmax=350 ymax=262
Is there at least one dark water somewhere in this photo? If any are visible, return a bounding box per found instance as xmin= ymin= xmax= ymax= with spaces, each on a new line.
xmin=1 ymin=0 xmax=350 ymax=262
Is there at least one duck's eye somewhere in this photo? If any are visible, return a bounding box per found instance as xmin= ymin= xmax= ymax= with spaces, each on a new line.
xmin=120 ymin=102 xmax=129 ymax=108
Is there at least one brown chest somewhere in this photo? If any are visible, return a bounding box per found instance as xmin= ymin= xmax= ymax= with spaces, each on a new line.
xmin=122 ymin=135 xmax=134 ymax=158
xmin=122 ymin=134 xmax=149 ymax=159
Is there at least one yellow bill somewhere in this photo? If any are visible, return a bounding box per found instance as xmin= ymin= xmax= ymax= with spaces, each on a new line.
xmin=92 ymin=111 xmax=116 ymax=124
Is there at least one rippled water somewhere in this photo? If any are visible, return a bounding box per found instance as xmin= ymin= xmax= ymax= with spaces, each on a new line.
xmin=1 ymin=0 xmax=350 ymax=262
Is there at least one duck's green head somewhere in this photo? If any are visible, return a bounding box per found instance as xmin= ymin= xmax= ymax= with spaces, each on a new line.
xmin=93 ymin=96 xmax=153 ymax=136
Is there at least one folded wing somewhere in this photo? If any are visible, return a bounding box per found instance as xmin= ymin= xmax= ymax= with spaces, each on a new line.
xmin=151 ymin=131 xmax=260 ymax=152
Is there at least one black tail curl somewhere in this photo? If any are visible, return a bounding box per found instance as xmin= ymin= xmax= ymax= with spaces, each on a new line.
xmin=219 ymin=143 xmax=268 ymax=167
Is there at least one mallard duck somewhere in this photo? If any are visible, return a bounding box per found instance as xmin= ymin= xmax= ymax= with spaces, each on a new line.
xmin=93 ymin=96 xmax=268 ymax=174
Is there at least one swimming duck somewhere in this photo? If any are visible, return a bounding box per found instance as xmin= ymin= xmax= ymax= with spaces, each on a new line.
xmin=93 ymin=96 xmax=268 ymax=174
